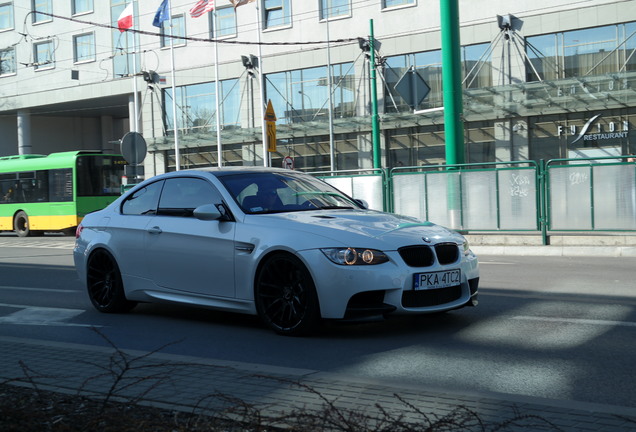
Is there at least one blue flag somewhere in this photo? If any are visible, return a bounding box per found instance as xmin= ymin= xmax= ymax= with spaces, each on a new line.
xmin=153 ymin=0 xmax=170 ymax=27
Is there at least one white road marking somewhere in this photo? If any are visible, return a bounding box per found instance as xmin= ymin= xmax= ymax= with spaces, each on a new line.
xmin=0 ymin=240 xmax=74 ymax=249
xmin=0 ymin=304 xmax=97 ymax=327
xmin=513 ymin=315 xmax=636 ymax=328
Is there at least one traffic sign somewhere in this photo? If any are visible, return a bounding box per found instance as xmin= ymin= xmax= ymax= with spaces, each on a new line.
xmin=266 ymin=121 xmax=277 ymax=152
xmin=265 ymin=100 xmax=277 ymax=152
xmin=120 ymin=132 xmax=147 ymax=165
xmin=395 ymin=67 xmax=430 ymax=108
xmin=283 ymin=156 xmax=294 ymax=169
xmin=265 ymin=99 xmax=277 ymax=121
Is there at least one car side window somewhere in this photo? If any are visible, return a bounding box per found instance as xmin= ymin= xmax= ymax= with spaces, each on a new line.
xmin=121 ymin=180 xmax=164 ymax=215
xmin=157 ymin=177 xmax=221 ymax=217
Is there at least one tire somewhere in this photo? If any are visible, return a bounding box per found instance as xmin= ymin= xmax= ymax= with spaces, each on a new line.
xmin=86 ymin=249 xmax=136 ymax=313
xmin=255 ymin=253 xmax=321 ymax=336
xmin=13 ymin=211 xmax=30 ymax=237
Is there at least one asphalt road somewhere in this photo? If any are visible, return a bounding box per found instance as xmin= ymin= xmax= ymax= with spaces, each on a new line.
xmin=1 ymin=234 xmax=635 ymax=411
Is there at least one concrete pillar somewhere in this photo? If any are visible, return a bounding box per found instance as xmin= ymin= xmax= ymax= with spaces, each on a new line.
xmin=17 ymin=110 xmax=32 ymax=155
xmin=101 ymin=115 xmax=115 ymax=152
xmin=494 ymin=121 xmax=512 ymax=162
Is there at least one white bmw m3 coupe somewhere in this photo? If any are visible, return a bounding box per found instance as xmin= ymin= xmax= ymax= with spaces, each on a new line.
xmin=74 ymin=167 xmax=479 ymax=336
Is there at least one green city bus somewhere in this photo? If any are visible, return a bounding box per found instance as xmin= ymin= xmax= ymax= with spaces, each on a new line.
xmin=0 ymin=151 xmax=127 ymax=236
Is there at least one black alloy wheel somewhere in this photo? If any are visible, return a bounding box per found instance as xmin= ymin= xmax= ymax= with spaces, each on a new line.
xmin=255 ymin=253 xmax=321 ymax=336
xmin=86 ymin=249 xmax=137 ymax=313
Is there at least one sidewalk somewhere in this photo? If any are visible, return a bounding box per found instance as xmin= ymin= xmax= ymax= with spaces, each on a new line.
xmin=1 ymin=336 xmax=634 ymax=431
xmin=467 ymin=233 xmax=636 ymax=257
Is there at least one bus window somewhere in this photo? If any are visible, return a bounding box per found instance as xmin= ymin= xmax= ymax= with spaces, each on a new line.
xmin=76 ymin=155 xmax=126 ymax=196
xmin=49 ymin=169 xmax=73 ymax=202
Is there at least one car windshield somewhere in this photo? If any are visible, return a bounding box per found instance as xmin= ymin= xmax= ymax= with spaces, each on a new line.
xmin=220 ymin=172 xmax=360 ymax=214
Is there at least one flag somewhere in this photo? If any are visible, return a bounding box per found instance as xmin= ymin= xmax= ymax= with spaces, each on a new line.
xmin=117 ymin=3 xmax=134 ymax=32
xmin=229 ymin=0 xmax=255 ymax=8
xmin=153 ymin=0 xmax=170 ymax=27
xmin=190 ymin=0 xmax=214 ymax=18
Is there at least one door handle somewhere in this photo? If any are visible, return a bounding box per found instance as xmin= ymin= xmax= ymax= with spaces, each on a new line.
xmin=147 ymin=226 xmax=162 ymax=234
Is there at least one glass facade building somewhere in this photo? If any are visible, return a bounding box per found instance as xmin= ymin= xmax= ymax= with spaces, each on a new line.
xmin=0 ymin=1 xmax=633 ymax=176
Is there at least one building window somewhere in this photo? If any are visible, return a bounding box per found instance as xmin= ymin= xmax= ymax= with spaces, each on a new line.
xmin=0 ymin=47 xmax=16 ymax=75
xmin=265 ymin=63 xmax=355 ymax=125
xmin=384 ymin=43 xmax=492 ymax=113
xmin=161 ymin=14 xmax=185 ymax=48
xmin=32 ymin=0 xmax=52 ymax=23
xmin=163 ymin=79 xmax=241 ymax=135
xmin=0 ymin=2 xmax=14 ymax=30
xmin=33 ymin=40 xmax=54 ymax=70
xmin=382 ymin=0 xmax=415 ymax=9
xmin=263 ymin=0 xmax=290 ymax=29
xmin=73 ymin=32 xmax=95 ymax=63
xmin=72 ymin=0 xmax=93 ymax=15
xmin=210 ymin=6 xmax=236 ymax=37
xmin=526 ymin=21 xmax=636 ymax=81
xmin=462 ymin=43 xmax=492 ymax=89
xmin=320 ymin=0 xmax=350 ymax=20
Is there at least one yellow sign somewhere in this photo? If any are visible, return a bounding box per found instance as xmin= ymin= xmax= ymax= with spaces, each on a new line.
xmin=264 ymin=99 xmax=277 ymax=121
xmin=266 ymin=121 xmax=277 ymax=152
xmin=265 ymin=99 xmax=277 ymax=152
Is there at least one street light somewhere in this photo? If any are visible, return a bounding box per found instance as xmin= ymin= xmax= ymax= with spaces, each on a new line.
xmin=298 ymin=90 xmax=313 ymax=121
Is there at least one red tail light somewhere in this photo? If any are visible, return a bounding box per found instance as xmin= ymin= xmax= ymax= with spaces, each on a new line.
xmin=75 ymin=224 xmax=83 ymax=239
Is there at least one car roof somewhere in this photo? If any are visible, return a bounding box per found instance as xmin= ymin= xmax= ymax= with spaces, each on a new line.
xmin=178 ymin=167 xmax=305 ymax=178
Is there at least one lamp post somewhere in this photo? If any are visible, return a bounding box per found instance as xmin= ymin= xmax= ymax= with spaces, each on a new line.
xmin=298 ymin=90 xmax=313 ymax=121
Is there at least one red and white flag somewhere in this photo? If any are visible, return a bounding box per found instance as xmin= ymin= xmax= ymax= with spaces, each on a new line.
xmin=229 ymin=0 xmax=255 ymax=8
xmin=190 ymin=0 xmax=215 ymax=18
xmin=117 ymin=3 xmax=134 ymax=32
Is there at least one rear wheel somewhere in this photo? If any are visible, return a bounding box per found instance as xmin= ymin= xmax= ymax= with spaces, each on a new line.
xmin=86 ymin=249 xmax=136 ymax=313
xmin=13 ymin=211 xmax=30 ymax=237
xmin=255 ymin=253 xmax=321 ymax=336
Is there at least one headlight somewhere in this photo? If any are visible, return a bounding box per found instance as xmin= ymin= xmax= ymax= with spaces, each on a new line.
xmin=321 ymin=248 xmax=389 ymax=265
xmin=462 ymin=239 xmax=471 ymax=256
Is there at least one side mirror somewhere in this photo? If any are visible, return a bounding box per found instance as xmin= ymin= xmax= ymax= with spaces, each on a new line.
xmin=193 ymin=204 xmax=222 ymax=221
xmin=354 ymin=199 xmax=369 ymax=209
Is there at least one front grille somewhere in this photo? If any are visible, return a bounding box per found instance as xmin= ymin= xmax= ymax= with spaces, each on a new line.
xmin=402 ymin=285 xmax=462 ymax=308
xmin=398 ymin=243 xmax=460 ymax=267
xmin=398 ymin=246 xmax=434 ymax=267
xmin=434 ymin=243 xmax=460 ymax=265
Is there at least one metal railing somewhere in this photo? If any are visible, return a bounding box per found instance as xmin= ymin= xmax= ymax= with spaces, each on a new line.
xmin=545 ymin=157 xmax=636 ymax=231
xmin=314 ymin=157 xmax=636 ymax=242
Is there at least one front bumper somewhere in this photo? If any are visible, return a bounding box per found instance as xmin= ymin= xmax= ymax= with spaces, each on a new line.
xmin=297 ymin=248 xmax=479 ymax=319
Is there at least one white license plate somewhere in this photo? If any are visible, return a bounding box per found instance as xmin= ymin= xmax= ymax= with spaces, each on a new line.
xmin=414 ymin=269 xmax=461 ymax=290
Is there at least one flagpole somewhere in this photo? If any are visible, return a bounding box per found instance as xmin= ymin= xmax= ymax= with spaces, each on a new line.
xmin=326 ymin=16 xmax=335 ymax=172
xmin=213 ymin=10 xmax=222 ymax=167
xmin=132 ymin=0 xmax=139 ymax=132
xmin=168 ymin=2 xmax=180 ymax=171
xmin=255 ymin=3 xmax=268 ymax=167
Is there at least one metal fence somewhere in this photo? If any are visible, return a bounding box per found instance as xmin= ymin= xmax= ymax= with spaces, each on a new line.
xmin=546 ymin=158 xmax=636 ymax=231
xmin=315 ymin=157 xmax=636 ymax=236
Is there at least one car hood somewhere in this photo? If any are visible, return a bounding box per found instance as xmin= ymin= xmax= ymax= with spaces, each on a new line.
xmin=255 ymin=209 xmax=463 ymax=249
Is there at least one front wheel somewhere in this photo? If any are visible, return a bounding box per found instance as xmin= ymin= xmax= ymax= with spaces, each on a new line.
xmin=14 ymin=211 xmax=30 ymax=237
xmin=255 ymin=253 xmax=321 ymax=336
xmin=86 ymin=249 xmax=136 ymax=313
